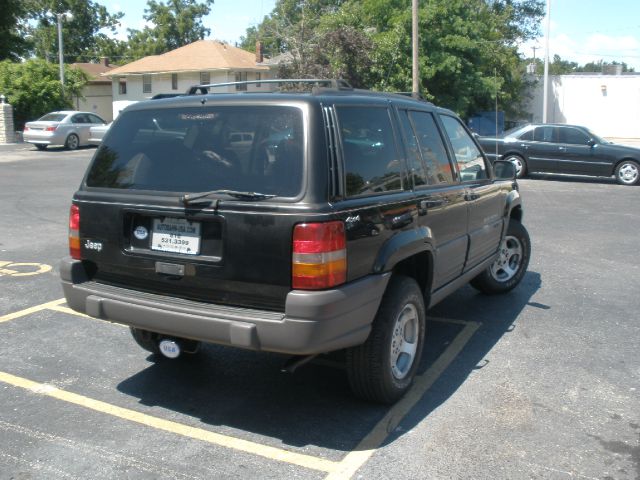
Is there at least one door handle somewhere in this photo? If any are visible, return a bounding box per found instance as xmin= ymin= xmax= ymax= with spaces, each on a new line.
xmin=558 ymin=146 xmax=567 ymax=151
xmin=389 ymin=211 xmax=413 ymax=229
xmin=464 ymin=193 xmax=480 ymax=201
xmin=419 ymin=199 xmax=445 ymax=209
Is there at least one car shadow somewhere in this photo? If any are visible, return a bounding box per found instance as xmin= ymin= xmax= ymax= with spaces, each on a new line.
xmin=525 ymin=173 xmax=616 ymax=185
xmin=30 ymin=145 xmax=96 ymax=152
xmin=116 ymin=271 xmax=542 ymax=453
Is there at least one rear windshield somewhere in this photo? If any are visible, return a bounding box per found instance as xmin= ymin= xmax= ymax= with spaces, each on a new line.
xmin=39 ymin=113 xmax=67 ymax=122
xmin=86 ymin=106 xmax=304 ymax=197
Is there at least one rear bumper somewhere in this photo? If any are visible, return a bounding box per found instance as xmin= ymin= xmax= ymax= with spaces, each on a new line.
xmin=60 ymin=257 xmax=390 ymax=355
xmin=23 ymin=131 xmax=62 ymax=146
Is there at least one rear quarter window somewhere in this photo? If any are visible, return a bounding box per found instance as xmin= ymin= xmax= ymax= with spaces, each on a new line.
xmin=336 ymin=106 xmax=403 ymax=197
xmin=85 ymin=106 xmax=304 ymax=197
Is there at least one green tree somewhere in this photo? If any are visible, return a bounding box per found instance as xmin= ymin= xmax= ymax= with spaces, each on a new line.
xmin=0 ymin=0 xmax=29 ymax=61
xmin=0 ymin=59 xmax=88 ymax=129
xmin=244 ymin=0 xmax=544 ymax=119
xmin=577 ymin=60 xmax=635 ymax=73
xmin=125 ymin=0 xmax=215 ymax=59
xmin=25 ymin=0 xmax=123 ymax=63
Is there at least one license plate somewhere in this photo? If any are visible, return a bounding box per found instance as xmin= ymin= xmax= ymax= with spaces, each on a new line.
xmin=151 ymin=218 xmax=201 ymax=255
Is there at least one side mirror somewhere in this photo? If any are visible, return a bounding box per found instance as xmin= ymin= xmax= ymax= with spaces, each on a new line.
xmin=587 ymin=138 xmax=596 ymax=147
xmin=493 ymin=160 xmax=516 ymax=180
xmin=472 ymin=132 xmax=480 ymax=139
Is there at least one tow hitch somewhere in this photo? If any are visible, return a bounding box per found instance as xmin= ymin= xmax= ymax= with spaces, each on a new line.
xmin=158 ymin=338 xmax=200 ymax=359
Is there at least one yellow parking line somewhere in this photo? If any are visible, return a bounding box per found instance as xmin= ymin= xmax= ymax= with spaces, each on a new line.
xmin=48 ymin=305 xmax=93 ymax=319
xmin=0 ymin=370 xmax=339 ymax=474
xmin=0 ymin=298 xmax=67 ymax=324
xmin=4 ymin=300 xmax=478 ymax=478
xmin=325 ymin=320 xmax=480 ymax=480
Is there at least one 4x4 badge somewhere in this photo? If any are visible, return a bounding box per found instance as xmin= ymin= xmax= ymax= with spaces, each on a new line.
xmin=134 ymin=226 xmax=148 ymax=240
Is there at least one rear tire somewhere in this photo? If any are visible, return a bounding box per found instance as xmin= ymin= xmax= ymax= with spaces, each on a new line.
xmin=65 ymin=134 xmax=79 ymax=150
xmin=346 ymin=275 xmax=426 ymax=404
xmin=130 ymin=327 xmax=160 ymax=354
xmin=615 ymin=160 xmax=640 ymax=186
xmin=470 ymin=220 xmax=530 ymax=294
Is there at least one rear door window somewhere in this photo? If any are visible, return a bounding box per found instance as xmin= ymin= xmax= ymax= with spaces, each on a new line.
xmin=336 ymin=106 xmax=403 ymax=197
xmin=86 ymin=106 xmax=304 ymax=197
xmin=533 ymin=126 xmax=557 ymax=143
xmin=409 ymin=111 xmax=454 ymax=185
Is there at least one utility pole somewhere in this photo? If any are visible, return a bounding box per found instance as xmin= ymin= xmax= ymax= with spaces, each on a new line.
xmin=542 ymin=0 xmax=551 ymax=123
xmin=57 ymin=13 xmax=65 ymax=94
xmin=412 ymin=0 xmax=419 ymax=95
xmin=55 ymin=12 xmax=73 ymax=96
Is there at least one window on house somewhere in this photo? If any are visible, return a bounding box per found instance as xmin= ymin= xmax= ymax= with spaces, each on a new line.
xmin=200 ymin=72 xmax=210 ymax=85
xmin=256 ymin=73 xmax=261 ymax=88
xmin=143 ymin=74 xmax=152 ymax=94
xmin=171 ymin=73 xmax=178 ymax=90
xmin=119 ymin=80 xmax=127 ymax=95
xmin=235 ymin=72 xmax=247 ymax=91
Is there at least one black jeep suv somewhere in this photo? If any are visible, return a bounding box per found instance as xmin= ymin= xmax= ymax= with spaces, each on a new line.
xmin=61 ymin=81 xmax=530 ymax=404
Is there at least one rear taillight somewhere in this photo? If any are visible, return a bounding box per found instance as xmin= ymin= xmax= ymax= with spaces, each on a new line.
xmin=69 ymin=204 xmax=81 ymax=259
xmin=23 ymin=126 xmax=29 ymax=132
xmin=292 ymin=221 xmax=346 ymax=290
xmin=45 ymin=126 xmax=57 ymax=132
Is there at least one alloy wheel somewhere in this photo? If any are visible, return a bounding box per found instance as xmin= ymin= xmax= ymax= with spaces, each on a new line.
xmin=490 ymin=235 xmax=524 ymax=283
xmin=390 ymin=303 xmax=419 ymax=380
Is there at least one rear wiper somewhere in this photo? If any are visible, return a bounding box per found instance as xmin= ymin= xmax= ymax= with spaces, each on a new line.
xmin=181 ymin=189 xmax=277 ymax=205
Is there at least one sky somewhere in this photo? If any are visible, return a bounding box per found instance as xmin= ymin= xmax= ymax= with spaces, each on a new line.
xmin=520 ymin=0 xmax=640 ymax=70
xmin=98 ymin=0 xmax=640 ymax=70
xmin=99 ymin=0 xmax=277 ymax=46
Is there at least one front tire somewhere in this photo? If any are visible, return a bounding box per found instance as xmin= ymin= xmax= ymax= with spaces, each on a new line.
xmin=470 ymin=220 xmax=530 ymax=294
xmin=615 ymin=160 xmax=640 ymax=186
xmin=346 ymin=276 xmax=426 ymax=404
xmin=504 ymin=154 xmax=527 ymax=178
xmin=65 ymin=134 xmax=79 ymax=150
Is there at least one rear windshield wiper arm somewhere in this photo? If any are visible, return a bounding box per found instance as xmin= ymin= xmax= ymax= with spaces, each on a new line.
xmin=181 ymin=189 xmax=277 ymax=205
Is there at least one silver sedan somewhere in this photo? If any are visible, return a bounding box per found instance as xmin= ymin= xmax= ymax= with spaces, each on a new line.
xmin=23 ymin=111 xmax=107 ymax=150
xmin=88 ymin=122 xmax=112 ymax=145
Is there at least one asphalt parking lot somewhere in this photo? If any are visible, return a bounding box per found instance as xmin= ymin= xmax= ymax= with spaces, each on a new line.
xmin=0 ymin=145 xmax=638 ymax=479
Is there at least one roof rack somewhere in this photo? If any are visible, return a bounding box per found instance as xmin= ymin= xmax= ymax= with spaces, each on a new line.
xmin=393 ymin=91 xmax=427 ymax=101
xmin=187 ymin=78 xmax=353 ymax=95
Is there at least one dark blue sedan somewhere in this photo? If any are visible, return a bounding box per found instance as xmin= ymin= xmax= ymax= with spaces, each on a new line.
xmin=478 ymin=123 xmax=640 ymax=186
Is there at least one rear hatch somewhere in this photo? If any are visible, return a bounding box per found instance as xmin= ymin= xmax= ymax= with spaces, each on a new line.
xmin=75 ymin=101 xmax=309 ymax=311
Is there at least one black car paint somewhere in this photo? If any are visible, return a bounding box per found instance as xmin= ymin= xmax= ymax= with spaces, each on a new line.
xmin=63 ymin=91 xmax=522 ymax=355
xmin=478 ymin=123 xmax=640 ymax=181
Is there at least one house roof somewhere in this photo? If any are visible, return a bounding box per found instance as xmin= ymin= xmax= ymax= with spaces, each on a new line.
xmin=71 ymin=61 xmax=114 ymax=82
xmin=106 ymin=40 xmax=269 ymax=76
xmin=260 ymin=51 xmax=294 ymax=67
